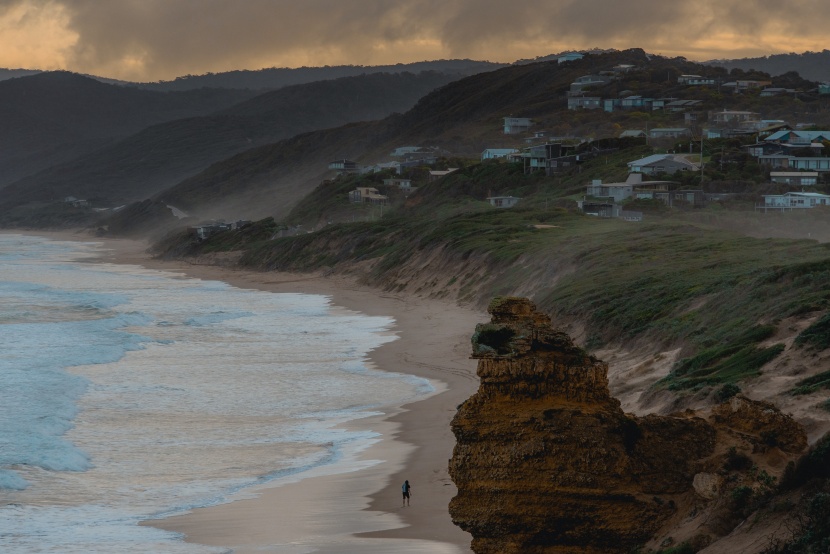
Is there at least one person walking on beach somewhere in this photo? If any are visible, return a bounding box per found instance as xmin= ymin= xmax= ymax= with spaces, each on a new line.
xmin=402 ymin=480 xmax=411 ymax=507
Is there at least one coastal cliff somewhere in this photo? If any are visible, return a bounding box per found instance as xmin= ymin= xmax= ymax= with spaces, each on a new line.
xmin=449 ymin=297 xmax=808 ymax=554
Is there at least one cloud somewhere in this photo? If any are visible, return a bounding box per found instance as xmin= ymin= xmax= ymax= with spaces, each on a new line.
xmin=3 ymin=0 xmax=830 ymax=80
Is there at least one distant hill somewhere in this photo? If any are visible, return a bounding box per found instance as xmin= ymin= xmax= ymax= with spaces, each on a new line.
xmin=0 ymin=71 xmax=254 ymax=186
xmin=706 ymin=50 xmax=830 ymax=83
xmin=0 ymin=71 xmax=461 ymax=214
xmin=0 ymin=68 xmax=41 ymax=81
xmin=126 ymin=60 xmax=506 ymax=91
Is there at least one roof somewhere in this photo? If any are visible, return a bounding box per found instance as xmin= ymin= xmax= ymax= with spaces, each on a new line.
xmin=765 ymin=192 xmax=830 ymax=198
xmin=770 ymin=171 xmax=819 ymax=176
xmin=650 ymin=128 xmax=689 ymax=132
xmin=766 ymin=130 xmax=830 ymax=142
xmin=483 ymin=148 xmax=518 ymax=154
xmin=619 ymin=130 xmax=646 ymax=137
xmin=628 ymin=154 xmax=698 ymax=169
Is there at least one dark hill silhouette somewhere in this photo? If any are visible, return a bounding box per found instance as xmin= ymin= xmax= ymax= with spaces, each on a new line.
xmin=706 ymin=50 xmax=830 ymax=83
xmin=129 ymin=60 xmax=505 ymax=91
xmin=0 ymin=71 xmax=460 ymax=212
xmin=0 ymin=71 xmax=254 ymax=186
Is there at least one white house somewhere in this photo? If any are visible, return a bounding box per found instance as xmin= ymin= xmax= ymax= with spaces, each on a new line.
xmin=760 ymin=191 xmax=830 ymax=211
xmin=487 ymin=196 xmax=521 ymax=208
xmin=481 ymin=148 xmax=519 ymax=161
xmin=649 ymin=128 xmax=691 ymax=139
xmin=558 ymin=52 xmax=583 ymax=64
xmin=503 ymin=117 xmax=533 ymax=134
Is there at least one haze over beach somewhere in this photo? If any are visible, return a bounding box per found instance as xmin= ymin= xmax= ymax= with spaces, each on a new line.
xmin=3 ymin=1 xmax=830 ymax=553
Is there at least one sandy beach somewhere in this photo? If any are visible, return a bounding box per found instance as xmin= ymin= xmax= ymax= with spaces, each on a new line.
xmin=36 ymin=231 xmax=482 ymax=553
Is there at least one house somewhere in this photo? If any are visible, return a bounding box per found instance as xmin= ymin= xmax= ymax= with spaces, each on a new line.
xmin=390 ymin=146 xmax=423 ymax=157
xmin=627 ymin=154 xmax=699 ymax=174
xmin=585 ymin=173 xmax=672 ymax=203
xmin=428 ymin=168 xmax=459 ymax=182
xmin=648 ymin=128 xmax=691 ymax=139
xmin=348 ymin=187 xmax=388 ymax=204
xmin=192 ymin=222 xmax=232 ymax=240
xmin=570 ymin=74 xmax=612 ymax=93
xmin=710 ymin=110 xmax=761 ymax=127
xmin=764 ymin=130 xmax=830 ymax=144
xmin=64 ymin=196 xmax=90 ymax=208
xmin=481 ymin=148 xmax=519 ymax=161
xmin=328 ymin=159 xmax=360 ymax=174
xmin=820 ymin=84 xmax=830 ymax=95
xmin=619 ymin=130 xmax=646 ymax=139
xmin=757 ymin=155 xmax=830 ymax=172
xmin=664 ymin=99 xmax=702 ymax=112
xmin=578 ymin=200 xmax=643 ymax=221
xmin=760 ymin=87 xmax=796 ymax=97
xmin=759 ymin=191 xmax=830 ymax=211
xmin=567 ymin=96 xmax=602 ymax=110
xmin=487 ymin=196 xmax=521 ymax=208
xmin=557 ymin=52 xmax=583 ymax=64
xmin=769 ymin=172 xmax=819 ymax=186
xmin=383 ymin=178 xmax=413 ymax=190
xmin=503 ymin=117 xmax=533 ymax=134
xmin=678 ymin=75 xmax=716 ymax=86
xmin=642 ymin=189 xmax=706 ymax=208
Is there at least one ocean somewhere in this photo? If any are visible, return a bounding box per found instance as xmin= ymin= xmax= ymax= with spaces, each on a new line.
xmin=0 ymin=234 xmax=433 ymax=552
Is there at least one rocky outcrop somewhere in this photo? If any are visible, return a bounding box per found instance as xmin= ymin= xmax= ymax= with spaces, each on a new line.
xmin=449 ymin=297 xmax=808 ymax=554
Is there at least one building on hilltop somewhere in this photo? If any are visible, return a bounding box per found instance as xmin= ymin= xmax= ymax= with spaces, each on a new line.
xmin=557 ymin=52 xmax=583 ymax=64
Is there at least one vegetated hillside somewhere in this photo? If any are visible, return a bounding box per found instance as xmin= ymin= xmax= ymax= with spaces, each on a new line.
xmin=0 ymin=71 xmax=460 ymax=224
xmin=0 ymin=71 xmax=255 ymax=187
xmin=707 ymin=50 xmax=830 ymax=83
xmin=128 ymin=60 xmax=506 ymax=91
xmin=151 ymin=48 xmax=830 ymax=226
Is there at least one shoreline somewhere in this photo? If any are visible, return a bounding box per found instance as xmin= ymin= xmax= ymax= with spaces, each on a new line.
xmin=18 ymin=231 xmax=481 ymax=553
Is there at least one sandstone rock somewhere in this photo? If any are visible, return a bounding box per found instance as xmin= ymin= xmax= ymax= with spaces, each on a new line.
xmin=449 ymin=297 xmax=717 ymax=554
xmin=710 ymin=395 xmax=808 ymax=453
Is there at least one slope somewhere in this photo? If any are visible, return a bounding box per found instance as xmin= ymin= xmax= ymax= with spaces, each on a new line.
xmin=0 ymin=71 xmax=254 ymax=186
xmin=0 ymin=71 xmax=460 ymax=220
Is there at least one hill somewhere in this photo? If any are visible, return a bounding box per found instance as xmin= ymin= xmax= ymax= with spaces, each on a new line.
xmin=0 ymin=71 xmax=461 ymax=224
xmin=128 ymin=48 xmax=830 ymax=226
xmin=707 ymin=50 xmax=830 ymax=83
xmin=127 ymin=60 xmax=506 ymax=91
xmin=0 ymin=71 xmax=254 ymax=186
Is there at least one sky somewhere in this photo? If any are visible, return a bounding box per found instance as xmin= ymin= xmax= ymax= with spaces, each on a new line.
xmin=1 ymin=0 xmax=828 ymax=82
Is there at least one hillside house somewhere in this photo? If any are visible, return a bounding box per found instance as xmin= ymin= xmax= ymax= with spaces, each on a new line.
xmin=503 ymin=117 xmax=533 ymax=134
xmin=328 ymin=159 xmax=360 ymax=174
xmin=390 ymin=146 xmax=423 ymax=157
xmin=557 ymin=52 xmax=583 ymax=64
xmin=710 ymin=110 xmax=761 ymax=127
xmin=770 ymin=172 xmax=819 ymax=186
xmin=383 ymin=178 xmax=413 ymax=190
xmin=619 ymin=130 xmax=646 ymax=139
xmin=64 ymin=196 xmax=90 ymax=208
xmin=348 ymin=187 xmax=388 ymax=204
xmin=428 ymin=168 xmax=459 ymax=182
xmin=567 ymin=96 xmax=602 ymax=110
xmin=481 ymin=148 xmax=519 ymax=160
xmin=678 ymin=75 xmax=716 ymax=86
xmin=764 ymin=130 xmax=830 ymax=144
xmin=649 ymin=128 xmax=691 ymax=139
xmin=578 ymin=200 xmax=643 ymax=221
xmin=759 ymin=191 xmax=830 ymax=211
xmin=641 ymin=189 xmax=706 ymax=208
xmin=627 ymin=154 xmax=699 ymax=174
xmin=758 ymin=155 xmax=830 ymax=172
xmin=585 ymin=173 xmax=672 ymax=203
xmin=570 ymin=74 xmax=613 ymax=93
xmin=820 ymin=84 xmax=830 ymax=95
xmin=487 ymin=196 xmax=521 ymax=208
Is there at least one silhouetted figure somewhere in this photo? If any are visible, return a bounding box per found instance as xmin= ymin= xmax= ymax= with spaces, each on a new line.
xmin=402 ymin=479 xmax=411 ymax=507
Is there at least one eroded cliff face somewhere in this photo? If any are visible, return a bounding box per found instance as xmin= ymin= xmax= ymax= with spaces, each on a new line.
xmin=449 ymin=297 xmax=808 ymax=554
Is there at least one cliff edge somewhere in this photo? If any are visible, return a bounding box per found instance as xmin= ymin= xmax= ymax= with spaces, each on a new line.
xmin=449 ymin=297 xmax=808 ymax=554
